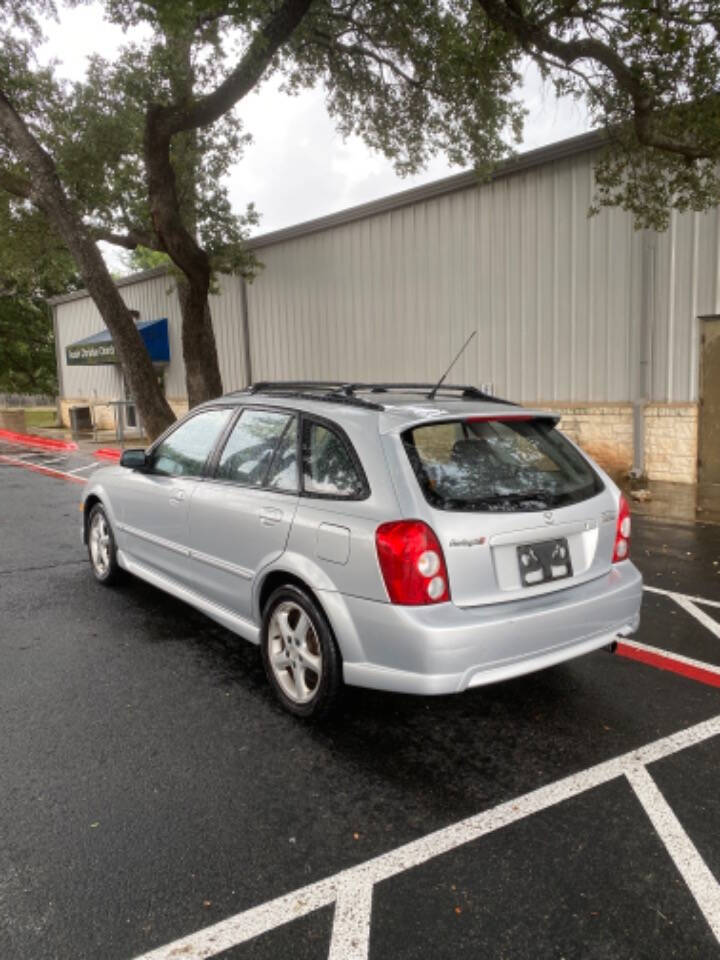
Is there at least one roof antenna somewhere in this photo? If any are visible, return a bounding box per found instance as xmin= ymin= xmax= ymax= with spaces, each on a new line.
xmin=427 ymin=331 xmax=477 ymax=399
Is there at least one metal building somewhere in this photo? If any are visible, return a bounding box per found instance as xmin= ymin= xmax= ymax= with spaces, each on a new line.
xmin=50 ymin=130 xmax=720 ymax=486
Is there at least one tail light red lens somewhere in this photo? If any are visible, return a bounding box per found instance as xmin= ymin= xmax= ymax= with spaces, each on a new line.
xmin=375 ymin=520 xmax=450 ymax=605
xmin=612 ymin=495 xmax=631 ymax=563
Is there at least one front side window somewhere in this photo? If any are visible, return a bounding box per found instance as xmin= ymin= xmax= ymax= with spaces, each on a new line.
xmin=152 ymin=408 xmax=232 ymax=478
xmin=216 ymin=409 xmax=296 ymax=488
xmin=403 ymin=417 xmax=603 ymax=512
xmin=302 ymin=420 xmax=366 ymax=498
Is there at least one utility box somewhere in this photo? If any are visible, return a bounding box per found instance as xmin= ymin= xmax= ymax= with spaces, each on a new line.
xmin=69 ymin=405 xmax=92 ymax=434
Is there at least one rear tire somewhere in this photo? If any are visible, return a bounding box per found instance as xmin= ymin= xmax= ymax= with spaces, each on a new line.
xmin=87 ymin=503 xmax=124 ymax=586
xmin=261 ymin=584 xmax=343 ymax=719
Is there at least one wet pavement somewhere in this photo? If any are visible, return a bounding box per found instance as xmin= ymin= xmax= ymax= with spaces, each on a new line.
xmin=0 ymin=445 xmax=719 ymax=960
xmin=623 ymin=479 xmax=720 ymax=527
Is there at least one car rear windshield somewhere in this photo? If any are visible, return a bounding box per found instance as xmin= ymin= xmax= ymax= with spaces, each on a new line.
xmin=402 ymin=417 xmax=604 ymax=512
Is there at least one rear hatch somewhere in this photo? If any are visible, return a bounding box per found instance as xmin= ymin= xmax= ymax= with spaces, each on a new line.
xmin=400 ymin=414 xmax=618 ymax=607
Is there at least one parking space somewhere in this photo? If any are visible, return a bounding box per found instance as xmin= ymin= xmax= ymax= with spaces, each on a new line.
xmin=0 ymin=460 xmax=719 ymax=959
xmin=0 ymin=435 xmax=104 ymax=486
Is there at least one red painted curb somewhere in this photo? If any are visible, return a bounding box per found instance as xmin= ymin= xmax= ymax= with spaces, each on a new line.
xmin=0 ymin=453 xmax=86 ymax=485
xmin=616 ymin=641 xmax=720 ymax=689
xmin=94 ymin=448 xmax=122 ymax=461
xmin=0 ymin=427 xmax=78 ymax=452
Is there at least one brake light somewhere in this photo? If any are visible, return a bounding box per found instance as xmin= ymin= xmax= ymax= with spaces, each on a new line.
xmin=375 ymin=520 xmax=450 ymax=604
xmin=612 ymin=495 xmax=631 ymax=563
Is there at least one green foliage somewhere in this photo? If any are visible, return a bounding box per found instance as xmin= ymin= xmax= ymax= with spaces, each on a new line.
xmin=0 ymin=296 xmax=57 ymax=394
xmin=0 ymin=193 xmax=78 ymax=395
xmin=127 ymin=246 xmax=172 ymax=272
xmin=3 ymin=0 xmax=720 ymax=274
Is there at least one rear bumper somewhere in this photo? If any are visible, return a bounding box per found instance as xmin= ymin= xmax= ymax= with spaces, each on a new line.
xmin=338 ymin=561 xmax=643 ymax=695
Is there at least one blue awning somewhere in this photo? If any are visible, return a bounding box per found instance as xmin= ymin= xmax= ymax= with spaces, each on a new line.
xmin=66 ymin=318 xmax=170 ymax=366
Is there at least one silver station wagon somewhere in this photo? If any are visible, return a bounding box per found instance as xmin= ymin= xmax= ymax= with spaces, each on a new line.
xmin=82 ymin=382 xmax=642 ymax=718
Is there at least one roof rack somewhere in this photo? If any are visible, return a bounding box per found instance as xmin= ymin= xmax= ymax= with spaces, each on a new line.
xmin=348 ymin=383 xmax=514 ymax=404
xmin=239 ymin=382 xmax=384 ymax=411
xmin=234 ymin=381 xmax=516 ymax=407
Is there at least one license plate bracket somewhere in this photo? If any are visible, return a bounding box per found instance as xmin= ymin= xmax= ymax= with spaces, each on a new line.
xmin=517 ymin=538 xmax=573 ymax=587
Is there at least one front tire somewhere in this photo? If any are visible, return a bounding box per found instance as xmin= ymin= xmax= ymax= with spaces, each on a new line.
xmin=87 ymin=503 xmax=124 ymax=586
xmin=261 ymin=584 xmax=342 ymax=719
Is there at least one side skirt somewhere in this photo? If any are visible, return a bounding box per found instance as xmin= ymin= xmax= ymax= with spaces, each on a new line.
xmin=117 ymin=550 xmax=261 ymax=645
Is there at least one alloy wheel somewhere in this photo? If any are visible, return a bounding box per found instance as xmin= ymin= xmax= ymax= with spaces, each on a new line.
xmin=89 ymin=511 xmax=111 ymax=577
xmin=267 ymin=601 xmax=323 ymax=704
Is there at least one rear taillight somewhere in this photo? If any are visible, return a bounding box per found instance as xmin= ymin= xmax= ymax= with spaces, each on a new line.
xmin=612 ymin=495 xmax=631 ymax=563
xmin=375 ymin=520 xmax=450 ymax=605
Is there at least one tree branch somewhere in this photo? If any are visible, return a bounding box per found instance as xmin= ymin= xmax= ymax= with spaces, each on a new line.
xmin=475 ymin=0 xmax=713 ymax=161
xmin=90 ymin=226 xmax=163 ymax=251
xmin=312 ymin=32 xmax=422 ymax=88
xmin=143 ymin=0 xmax=314 ymax=294
xmin=156 ymin=0 xmax=315 ymax=138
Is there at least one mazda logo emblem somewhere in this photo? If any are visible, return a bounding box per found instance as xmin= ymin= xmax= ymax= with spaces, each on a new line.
xmin=544 ymin=511 xmax=554 ymax=524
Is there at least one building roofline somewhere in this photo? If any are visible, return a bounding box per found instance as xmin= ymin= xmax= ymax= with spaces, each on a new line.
xmin=246 ymin=129 xmax=605 ymax=250
xmin=48 ymin=265 xmax=170 ymax=306
xmin=49 ymin=128 xmax=605 ymax=307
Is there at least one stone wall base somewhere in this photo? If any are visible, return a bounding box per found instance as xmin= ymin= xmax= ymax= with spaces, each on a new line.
xmin=540 ymin=402 xmax=698 ymax=484
xmin=58 ymin=395 xmax=699 ymax=484
xmin=643 ymin=403 xmax=698 ymax=484
xmin=59 ymin=397 xmax=188 ymax=434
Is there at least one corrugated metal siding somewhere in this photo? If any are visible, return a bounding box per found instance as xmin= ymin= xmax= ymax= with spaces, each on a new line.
xmin=55 ymin=272 xmax=248 ymax=399
xmin=209 ymin=275 xmax=248 ymax=392
xmin=55 ymin=147 xmax=720 ymax=406
xmin=245 ymin=151 xmax=673 ymax=402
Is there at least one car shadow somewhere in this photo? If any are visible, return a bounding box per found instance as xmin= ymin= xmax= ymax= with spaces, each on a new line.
xmin=112 ymin=573 xmax=689 ymax=820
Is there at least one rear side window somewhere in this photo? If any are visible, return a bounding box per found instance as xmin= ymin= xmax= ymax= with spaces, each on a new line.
xmin=302 ymin=420 xmax=366 ymax=498
xmin=403 ymin=418 xmax=603 ymax=512
xmin=152 ymin=408 xmax=232 ymax=478
xmin=217 ymin=409 xmax=296 ymax=488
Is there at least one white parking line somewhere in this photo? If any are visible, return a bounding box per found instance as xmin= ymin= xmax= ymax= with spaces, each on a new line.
xmin=328 ymin=879 xmax=373 ymax=960
xmin=645 ymin=584 xmax=720 ymax=611
xmin=627 ymin=764 xmax=720 ymax=940
xmin=0 ymin=453 xmax=86 ymax=485
xmin=66 ymin=463 xmax=97 ymax=474
xmin=3 ymin=450 xmax=67 ymax=466
xmin=133 ymin=714 xmax=720 ymax=960
xmin=671 ymin=594 xmax=720 ymax=640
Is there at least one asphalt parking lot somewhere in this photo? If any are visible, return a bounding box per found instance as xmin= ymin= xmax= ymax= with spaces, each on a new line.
xmin=1 ymin=440 xmax=719 ymax=960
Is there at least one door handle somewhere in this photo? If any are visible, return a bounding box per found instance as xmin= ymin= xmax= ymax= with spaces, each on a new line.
xmin=169 ymin=489 xmax=186 ymax=505
xmin=259 ymin=506 xmax=283 ymax=525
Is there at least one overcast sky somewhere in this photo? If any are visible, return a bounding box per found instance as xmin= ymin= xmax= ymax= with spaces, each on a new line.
xmin=40 ymin=3 xmax=590 ymax=249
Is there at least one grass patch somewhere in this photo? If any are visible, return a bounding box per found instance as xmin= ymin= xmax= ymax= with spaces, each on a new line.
xmin=23 ymin=407 xmax=58 ymax=429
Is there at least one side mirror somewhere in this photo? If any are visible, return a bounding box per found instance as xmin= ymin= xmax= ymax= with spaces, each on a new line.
xmin=120 ymin=448 xmax=149 ymax=471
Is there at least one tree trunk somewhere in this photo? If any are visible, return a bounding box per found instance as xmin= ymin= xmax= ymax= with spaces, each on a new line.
xmin=177 ymin=277 xmax=223 ymax=408
xmin=145 ymin=32 xmax=226 ymax=409
xmin=0 ymin=92 xmax=175 ymax=440
xmin=141 ymin=2 xmax=314 ymax=407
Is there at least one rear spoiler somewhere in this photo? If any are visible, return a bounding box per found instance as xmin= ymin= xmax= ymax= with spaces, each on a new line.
xmin=465 ymin=413 xmax=561 ymax=426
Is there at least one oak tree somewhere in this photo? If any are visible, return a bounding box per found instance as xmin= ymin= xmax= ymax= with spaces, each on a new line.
xmin=2 ymin=0 xmax=720 ymax=436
